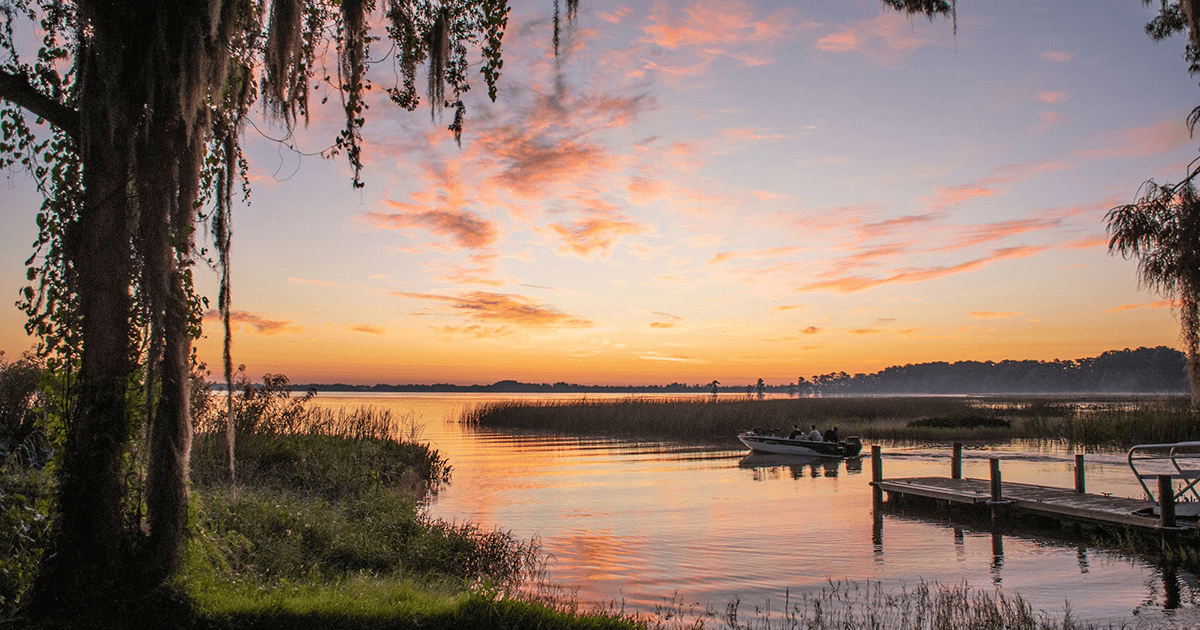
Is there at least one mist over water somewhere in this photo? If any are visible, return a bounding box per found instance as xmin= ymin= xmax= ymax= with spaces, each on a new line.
xmin=317 ymin=392 xmax=1197 ymax=625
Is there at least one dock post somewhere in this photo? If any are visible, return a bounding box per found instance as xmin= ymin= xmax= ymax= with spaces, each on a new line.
xmin=1158 ymin=474 xmax=1177 ymax=529
xmin=871 ymin=445 xmax=883 ymax=505
xmin=951 ymin=442 xmax=962 ymax=479
xmin=989 ymin=458 xmax=1002 ymax=502
xmin=1074 ymin=453 xmax=1085 ymax=494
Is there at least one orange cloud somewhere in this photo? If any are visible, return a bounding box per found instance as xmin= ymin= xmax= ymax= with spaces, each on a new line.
xmin=709 ymin=246 xmax=807 ymax=265
xmin=801 ymin=326 xmax=820 ymax=334
xmin=1105 ymin=300 xmax=1175 ymax=313
xmin=394 ymin=291 xmax=593 ymax=328
xmin=204 ymin=310 xmax=304 ymax=336
xmin=350 ymin=324 xmax=386 ymax=335
xmin=923 ymin=183 xmax=1001 ymax=212
xmin=549 ymin=218 xmax=649 ymax=257
xmin=772 ymin=304 xmax=806 ymax=312
xmin=970 ymin=311 xmax=1024 ymax=319
xmin=365 ymin=206 xmax=498 ymax=250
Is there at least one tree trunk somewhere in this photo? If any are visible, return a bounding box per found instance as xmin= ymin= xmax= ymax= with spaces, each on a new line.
xmin=1184 ymin=289 xmax=1200 ymax=411
xmin=25 ymin=63 xmax=136 ymax=614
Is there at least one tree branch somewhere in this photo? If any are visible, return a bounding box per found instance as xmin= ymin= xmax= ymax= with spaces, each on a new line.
xmin=0 ymin=69 xmax=80 ymax=141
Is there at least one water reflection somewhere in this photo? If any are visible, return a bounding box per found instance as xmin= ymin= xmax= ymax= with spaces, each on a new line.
xmin=311 ymin=394 xmax=1198 ymax=623
xmin=737 ymin=452 xmax=862 ymax=480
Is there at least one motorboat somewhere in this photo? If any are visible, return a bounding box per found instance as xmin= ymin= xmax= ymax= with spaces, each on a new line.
xmin=737 ymin=430 xmax=863 ymax=458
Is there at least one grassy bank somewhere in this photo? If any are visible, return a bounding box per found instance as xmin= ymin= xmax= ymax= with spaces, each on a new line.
xmin=462 ymin=395 xmax=1200 ymax=447
xmin=178 ymin=403 xmax=642 ymax=630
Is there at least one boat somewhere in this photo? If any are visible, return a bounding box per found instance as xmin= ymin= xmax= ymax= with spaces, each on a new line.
xmin=737 ymin=430 xmax=863 ymax=458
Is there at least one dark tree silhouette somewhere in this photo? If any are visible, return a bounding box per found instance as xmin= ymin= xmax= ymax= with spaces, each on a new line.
xmin=1 ymin=0 xmax=517 ymax=616
xmin=1107 ymin=182 xmax=1200 ymax=406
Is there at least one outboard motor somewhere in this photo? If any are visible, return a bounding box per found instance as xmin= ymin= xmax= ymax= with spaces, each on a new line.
xmin=843 ymin=436 xmax=863 ymax=458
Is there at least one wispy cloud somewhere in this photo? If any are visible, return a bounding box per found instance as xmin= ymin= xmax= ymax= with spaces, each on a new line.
xmin=350 ymin=324 xmax=386 ymax=335
xmin=970 ymin=311 xmax=1024 ymax=319
xmin=1105 ymin=300 xmax=1175 ymax=313
xmin=1037 ymin=91 xmax=1070 ymax=105
xmin=800 ymin=246 xmax=1048 ymax=293
xmin=1042 ymin=50 xmax=1073 ymax=63
xmin=801 ymin=326 xmax=821 ymax=334
xmin=814 ymin=13 xmax=945 ymax=65
xmin=709 ymin=246 xmax=807 ymax=265
xmin=1076 ymin=118 xmax=1192 ymax=159
xmin=364 ymin=206 xmax=499 ymax=250
xmin=639 ymin=0 xmax=814 ymax=77
xmin=549 ymin=217 xmax=649 ymax=257
xmin=204 ymin=310 xmax=304 ymax=336
xmin=393 ymin=291 xmax=593 ymax=328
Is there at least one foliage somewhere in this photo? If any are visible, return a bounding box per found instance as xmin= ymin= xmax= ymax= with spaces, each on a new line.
xmin=463 ymin=396 xmax=978 ymax=441
xmin=1107 ymin=182 xmax=1200 ymax=408
xmin=907 ymin=416 xmax=1011 ymax=429
xmin=808 ymin=347 xmax=1189 ymax=395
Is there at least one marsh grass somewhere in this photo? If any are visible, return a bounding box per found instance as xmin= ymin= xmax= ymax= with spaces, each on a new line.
xmin=462 ymin=397 xmax=980 ymax=442
xmin=464 ymin=395 xmax=1200 ymax=447
xmin=642 ymin=579 xmax=1100 ymax=630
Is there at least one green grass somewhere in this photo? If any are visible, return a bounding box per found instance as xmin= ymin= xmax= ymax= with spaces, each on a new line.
xmin=464 ymin=395 xmax=1200 ymax=447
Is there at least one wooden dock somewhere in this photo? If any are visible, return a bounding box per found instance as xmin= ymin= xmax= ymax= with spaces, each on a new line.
xmin=875 ymin=476 xmax=1177 ymax=531
xmin=870 ymin=444 xmax=1198 ymax=536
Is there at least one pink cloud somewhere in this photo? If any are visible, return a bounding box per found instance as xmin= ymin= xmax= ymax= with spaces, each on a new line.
xmin=800 ymin=246 xmax=1048 ymax=293
xmin=814 ymin=13 xmax=944 ymax=65
xmin=1076 ymin=118 xmax=1193 ymax=159
xmin=1042 ymin=50 xmax=1073 ymax=63
xmin=1037 ymin=91 xmax=1070 ymax=104
xmin=923 ymin=183 xmax=1001 ymax=212
xmin=365 ymin=206 xmax=499 ymax=250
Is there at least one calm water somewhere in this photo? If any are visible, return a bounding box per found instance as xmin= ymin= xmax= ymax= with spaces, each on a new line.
xmin=316 ymin=392 xmax=1197 ymax=625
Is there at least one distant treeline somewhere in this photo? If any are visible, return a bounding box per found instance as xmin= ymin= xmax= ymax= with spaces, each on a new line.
xmin=237 ymin=346 xmax=1188 ymax=395
xmin=804 ymin=346 xmax=1188 ymax=394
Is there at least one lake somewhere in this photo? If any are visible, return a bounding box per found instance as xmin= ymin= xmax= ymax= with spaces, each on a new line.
xmin=315 ymin=392 xmax=1197 ymax=626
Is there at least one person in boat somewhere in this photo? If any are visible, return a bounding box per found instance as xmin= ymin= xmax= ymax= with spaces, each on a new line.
xmin=807 ymin=424 xmax=822 ymax=441
xmin=787 ymin=424 xmax=804 ymax=439
xmin=823 ymin=426 xmax=839 ymax=443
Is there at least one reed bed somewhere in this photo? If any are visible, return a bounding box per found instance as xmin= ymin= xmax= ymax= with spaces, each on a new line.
xmin=464 ymin=397 xmax=999 ymax=442
xmin=463 ymin=395 xmax=1200 ymax=447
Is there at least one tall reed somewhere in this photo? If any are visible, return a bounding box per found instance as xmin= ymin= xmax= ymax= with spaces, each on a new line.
xmin=643 ymin=579 xmax=1100 ymax=630
xmin=462 ymin=397 xmax=979 ymax=441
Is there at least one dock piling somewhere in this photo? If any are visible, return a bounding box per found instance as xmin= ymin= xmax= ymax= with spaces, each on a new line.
xmin=989 ymin=458 xmax=1002 ymax=502
xmin=1075 ymin=453 xmax=1085 ymax=494
xmin=951 ymin=442 xmax=962 ymax=479
xmin=1159 ymin=474 xmax=1177 ymax=529
xmin=871 ymin=445 xmax=883 ymax=505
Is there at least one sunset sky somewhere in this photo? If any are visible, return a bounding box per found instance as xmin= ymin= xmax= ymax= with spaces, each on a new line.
xmin=3 ymin=1 xmax=1199 ymax=386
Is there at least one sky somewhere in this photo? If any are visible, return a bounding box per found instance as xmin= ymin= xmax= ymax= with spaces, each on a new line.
xmin=2 ymin=0 xmax=1200 ymax=386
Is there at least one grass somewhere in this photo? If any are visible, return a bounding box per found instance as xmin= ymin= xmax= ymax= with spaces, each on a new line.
xmin=463 ymin=395 xmax=1200 ymax=447
xmin=640 ymin=579 xmax=1103 ymax=630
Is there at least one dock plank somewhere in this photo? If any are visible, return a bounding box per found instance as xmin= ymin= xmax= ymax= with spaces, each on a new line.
xmin=876 ymin=476 xmax=1192 ymax=532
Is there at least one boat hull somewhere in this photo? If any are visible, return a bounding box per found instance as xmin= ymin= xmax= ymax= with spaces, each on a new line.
xmin=737 ymin=432 xmax=863 ymax=458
